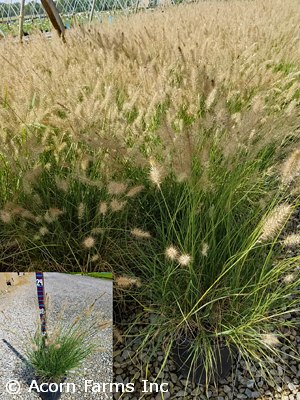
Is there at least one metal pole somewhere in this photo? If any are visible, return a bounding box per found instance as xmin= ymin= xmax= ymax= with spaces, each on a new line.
xmin=89 ymin=0 xmax=96 ymax=22
xmin=35 ymin=272 xmax=47 ymax=336
xmin=19 ymin=0 xmax=25 ymax=43
xmin=41 ymin=0 xmax=65 ymax=41
xmin=134 ymin=0 xmax=140 ymax=13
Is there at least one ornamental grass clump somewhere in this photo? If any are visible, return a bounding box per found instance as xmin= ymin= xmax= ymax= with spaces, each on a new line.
xmin=26 ymin=303 xmax=108 ymax=383
xmin=0 ymin=0 xmax=300 ymax=272
xmin=0 ymin=0 xmax=299 ymax=386
xmin=116 ymin=146 xmax=300 ymax=384
xmin=27 ymin=327 xmax=95 ymax=383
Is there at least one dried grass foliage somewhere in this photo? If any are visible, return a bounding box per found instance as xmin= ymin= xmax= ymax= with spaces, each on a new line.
xmin=0 ymin=0 xmax=299 ymax=182
xmin=0 ymin=0 xmax=299 ymax=272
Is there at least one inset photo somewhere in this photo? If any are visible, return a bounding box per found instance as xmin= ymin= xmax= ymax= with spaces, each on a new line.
xmin=0 ymin=272 xmax=112 ymax=399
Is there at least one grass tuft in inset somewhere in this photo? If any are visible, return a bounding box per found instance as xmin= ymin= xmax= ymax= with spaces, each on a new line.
xmin=26 ymin=303 xmax=109 ymax=383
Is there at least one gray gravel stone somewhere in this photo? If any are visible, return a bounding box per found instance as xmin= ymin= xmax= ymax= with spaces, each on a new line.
xmin=223 ymin=385 xmax=231 ymax=393
xmin=191 ymin=387 xmax=202 ymax=396
xmin=175 ymin=390 xmax=186 ymax=397
xmin=246 ymin=380 xmax=255 ymax=389
xmin=289 ymin=383 xmax=297 ymax=391
xmin=236 ymin=394 xmax=247 ymax=399
xmin=245 ymin=388 xmax=254 ymax=397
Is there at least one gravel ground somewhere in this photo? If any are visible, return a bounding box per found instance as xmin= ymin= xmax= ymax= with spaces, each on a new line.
xmin=0 ymin=272 xmax=113 ymax=400
xmin=113 ymin=316 xmax=300 ymax=400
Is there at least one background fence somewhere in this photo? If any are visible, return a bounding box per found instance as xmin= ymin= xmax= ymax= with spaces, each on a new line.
xmin=0 ymin=0 xmax=177 ymax=37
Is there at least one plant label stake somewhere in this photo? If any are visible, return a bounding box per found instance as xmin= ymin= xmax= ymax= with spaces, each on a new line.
xmin=35 ymin=272 xmax=47 ymax=336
